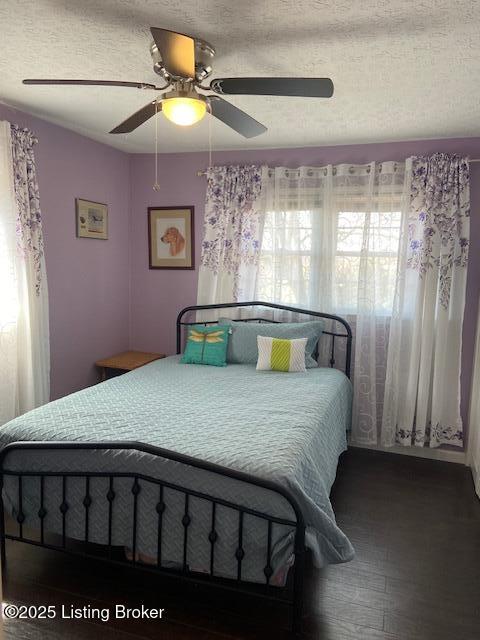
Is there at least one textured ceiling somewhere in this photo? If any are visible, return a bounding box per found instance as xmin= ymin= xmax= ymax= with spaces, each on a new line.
xmin=1 ymin=0 xmax=479 ymax=153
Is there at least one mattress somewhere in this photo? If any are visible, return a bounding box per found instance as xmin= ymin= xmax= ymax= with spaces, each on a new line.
xmin=0 ymin=356 xmax=354 ymax=583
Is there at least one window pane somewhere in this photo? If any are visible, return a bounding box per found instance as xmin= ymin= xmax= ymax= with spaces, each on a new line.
xmin=336 ymin=211 xmax=365 ymax=253
xmin=334 ymin=255 xmax=360 ymax=310
xmin=257 ymin=206 xmax=402 ymax=315
xmin=0 ymin=219 xmax=19 ymax=326
xmin=258 ymin=252 xmax=311 ymax=305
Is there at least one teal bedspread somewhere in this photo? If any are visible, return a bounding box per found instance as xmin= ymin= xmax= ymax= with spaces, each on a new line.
xmin=0 ymin=356 xmax=354 ymax=583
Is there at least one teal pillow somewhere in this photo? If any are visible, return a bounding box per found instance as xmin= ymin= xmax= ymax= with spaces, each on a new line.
xmin=219 ymin=319 xmax=323 ymax=368
xmin=181 ymin=324 xmax=230 ymax=366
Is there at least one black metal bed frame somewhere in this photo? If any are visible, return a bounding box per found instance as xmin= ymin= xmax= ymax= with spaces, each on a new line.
xmin=0 ymin=301 xmax=352 ymax=635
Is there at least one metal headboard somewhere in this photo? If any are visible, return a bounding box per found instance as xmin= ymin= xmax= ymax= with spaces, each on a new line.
xmin=176 ymin=301 xmax=352 ymax=379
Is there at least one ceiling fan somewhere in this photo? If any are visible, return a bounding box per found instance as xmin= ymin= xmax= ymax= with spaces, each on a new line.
xmin=23 ymin=27 xmax=334 ymax=138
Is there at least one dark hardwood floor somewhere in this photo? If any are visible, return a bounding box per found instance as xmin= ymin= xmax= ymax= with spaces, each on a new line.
xmin=3 ymin=448 xmax=480 ymax=639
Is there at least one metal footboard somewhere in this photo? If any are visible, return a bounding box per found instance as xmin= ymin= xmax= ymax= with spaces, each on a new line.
xmin=0 ymin=441 xmax=306 ymax=633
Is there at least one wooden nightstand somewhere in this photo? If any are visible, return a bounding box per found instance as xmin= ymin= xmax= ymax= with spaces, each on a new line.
xmin=95 ymin=350 xmax=166 ymax=382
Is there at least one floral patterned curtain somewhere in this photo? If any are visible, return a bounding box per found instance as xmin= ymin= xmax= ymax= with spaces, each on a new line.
xmin=382 ymin=154 xmax=470 ymax=447
xmin=0 ymin=122 xmax=49 ymax=425
xmin=197 ymin=165 xmax=266 ymax=309
xmin=11 ymin=125 xmax=46 ymax=295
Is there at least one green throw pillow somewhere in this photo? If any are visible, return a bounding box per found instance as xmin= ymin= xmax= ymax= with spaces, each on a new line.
xmin=256 ymin=336 xmax=308 ymax=372
xmin=181 ymin=325 xmax=230 ymax=366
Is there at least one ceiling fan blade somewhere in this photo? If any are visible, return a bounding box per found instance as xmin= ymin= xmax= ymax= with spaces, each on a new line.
xmin=210 ymin=77 xmax=334 ymax=98
xmin=207 ymin=96 xmax=267 ymax=138
xmin=23 ymin=79 xmax=162 ymax=90
xmin=110 ymin=100 xmax=161 ymax=134
xmin=150 ymin=27 xmax=195 ymax=79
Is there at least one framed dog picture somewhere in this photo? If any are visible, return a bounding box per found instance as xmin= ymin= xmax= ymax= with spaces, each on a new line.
xmin=76 ymin=198 xmax=108 ymax=239
xmin=148 ymin=206 xmax=194 ymax=269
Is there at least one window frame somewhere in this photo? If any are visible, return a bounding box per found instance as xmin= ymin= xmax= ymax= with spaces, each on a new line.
xmin=258 ymin=200 xmax=403 ymax=315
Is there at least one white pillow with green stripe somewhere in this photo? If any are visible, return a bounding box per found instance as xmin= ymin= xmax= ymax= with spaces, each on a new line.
xmin=256 ymin=336 xmax=307 ymax=372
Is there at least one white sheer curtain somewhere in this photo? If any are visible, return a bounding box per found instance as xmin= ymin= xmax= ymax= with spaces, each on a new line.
xmin=258 ymin=164 xmax=407 ymax=444
xmin=381 ymin=154 xmax=469 ymax=448
xmin=0 ymin=121 xmax=50 ymax=425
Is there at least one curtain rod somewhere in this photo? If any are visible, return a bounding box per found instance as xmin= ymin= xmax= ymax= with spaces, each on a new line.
xmin=196 ymin=157 xmax=480 ymax=176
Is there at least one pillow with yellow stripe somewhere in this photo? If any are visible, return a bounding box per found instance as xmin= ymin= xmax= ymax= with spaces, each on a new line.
xmin=256 ymin=336 xmax=307 ymax=373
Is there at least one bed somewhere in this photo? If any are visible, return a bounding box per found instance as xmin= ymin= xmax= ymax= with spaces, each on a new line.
xmin=0 ymin=301 xmax=354 ymax=634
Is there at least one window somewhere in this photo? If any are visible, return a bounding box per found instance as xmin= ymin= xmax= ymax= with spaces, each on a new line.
xmin=258 ymin=209 xmax=313 ymax=306
xmin=335 ymin=209 xmax=401 ymax=314
xmin=257 ymin=205 xmax=402 ymax=315
xmin=0 ymin=217 xmax=19 ymax=327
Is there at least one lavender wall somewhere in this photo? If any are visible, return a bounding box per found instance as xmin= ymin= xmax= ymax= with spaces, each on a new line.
xmin=0 ymin=104 xmax=131 ymax=399
xmin=129 ymin=139 xmax=480 ymax=438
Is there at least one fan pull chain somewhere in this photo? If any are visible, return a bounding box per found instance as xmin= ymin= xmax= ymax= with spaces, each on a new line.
xmin=153 ymin=98 xmax=161 ymax=191
xmin=207 ymin=100 xmax=213 ymax=171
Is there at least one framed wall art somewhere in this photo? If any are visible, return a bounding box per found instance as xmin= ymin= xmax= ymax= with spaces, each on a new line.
xmin=76 ymin=198 xmax=108 ymax=239
xmin=148 ymin=206 xmax=194 ymax=269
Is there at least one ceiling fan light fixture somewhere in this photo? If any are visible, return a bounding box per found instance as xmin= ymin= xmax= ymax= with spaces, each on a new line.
xmin=162 ymin=95 xmax=206 ymax=126
xmin=25 ymin=27 xmax=335 ymax=138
